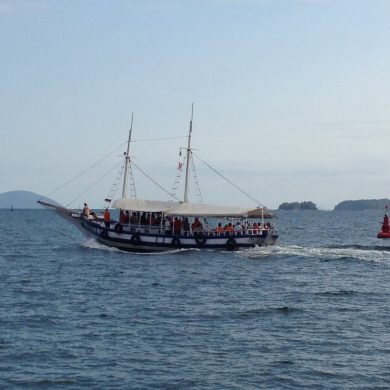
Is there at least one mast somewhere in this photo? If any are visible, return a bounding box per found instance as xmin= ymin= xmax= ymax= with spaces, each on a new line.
xmin=183 ymin=104 xmax=193 ymax=203
xmin=122 ymin=112 xmax=134 ymax=198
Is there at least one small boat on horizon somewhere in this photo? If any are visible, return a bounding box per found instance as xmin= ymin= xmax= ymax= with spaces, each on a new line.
xmin=39 ymin=109 xmax=278 ymax=252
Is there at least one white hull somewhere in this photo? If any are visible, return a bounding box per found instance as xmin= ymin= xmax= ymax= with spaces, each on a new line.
xmin=80 ymin=217 xmax=278 ymax=252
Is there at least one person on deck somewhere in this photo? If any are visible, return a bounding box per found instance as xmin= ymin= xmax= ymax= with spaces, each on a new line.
xmin=224 ymin=223 xmax=234 ymax=235
xmin=119 ymin=210 xmax=129 ymax=224
xmin=164 ymin=217 xmax=172 ymax=234
xmin=215 ymin=223 xmax=225 ymax=235
xmin=191 ymin=217 xmax=203 ymax=233
xmin=183 ymin=218 xmax=190 ymax=236
xmin=82 ymin=203 xmax=91 ymax=219
xmin=234 ymin=222 xmax=243 ymax=234
xmin=173 ymin=217 xmax=183 ymax=235
xmin=130 ymin=212 xmax=138 ymax=224
xmin=103 ymin=208 xmax=111 ymax=228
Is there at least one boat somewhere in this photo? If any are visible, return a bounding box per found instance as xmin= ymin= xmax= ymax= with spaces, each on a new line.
xmin=38 ymin=110 xmax=278 ymax=252
xmin=377 ymin=207 xmax=390 ymax=238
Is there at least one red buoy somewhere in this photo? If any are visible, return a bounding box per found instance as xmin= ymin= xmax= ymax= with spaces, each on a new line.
xmin=377 ymin=209 xmax=390 ymax=238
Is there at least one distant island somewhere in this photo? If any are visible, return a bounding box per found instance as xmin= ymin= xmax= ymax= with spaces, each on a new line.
xmin=334 ymin=199 xmax=390 ymax=211
xmin=0 ymin=190 xmax=59 ymax=209
xmin=278 ymin=201 xmax=317 ymax=211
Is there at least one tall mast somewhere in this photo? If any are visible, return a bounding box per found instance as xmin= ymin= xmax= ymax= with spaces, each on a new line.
xmin=183 ymin=104 xmax=193 ymax=203
xmin=122 ymin=112 xmax=134 ymax=198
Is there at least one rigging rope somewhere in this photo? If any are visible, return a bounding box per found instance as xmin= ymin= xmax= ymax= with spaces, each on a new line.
xmin=132 ymin=135 xmax=187 ymax=143
xmin=102 ymin=163 xmax=125 ymax=208
xmin=65 ymin=161 xmax=123 ymax=208
xmin=42 ymin=135 xmax=185 ymax=201
xmin=44 ymin=141 xmax=128 ymax=199
xmin=190 ymin=153 xmax=203 ymax=203
xmin=130 ymin=159 xmax=182 ymax=202
xmin=192 ymin=152 xmax=265 ymax=208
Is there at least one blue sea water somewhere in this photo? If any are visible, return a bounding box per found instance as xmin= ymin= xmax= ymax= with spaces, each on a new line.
xmin=1 ymin=209 xmax=390 ymax=389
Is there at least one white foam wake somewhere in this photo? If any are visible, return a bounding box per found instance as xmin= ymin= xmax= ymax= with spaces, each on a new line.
xmin=82 ymin=238 xmax=123 ymax=252
xmin=241 ymin=244 xmax=390 ymax=262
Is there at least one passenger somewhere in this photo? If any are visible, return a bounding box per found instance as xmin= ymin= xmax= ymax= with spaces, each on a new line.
xmin=123 ymin=210 xmax=130 ymax=224
xmin=173 ymin=217 xmax=182 ymax=235
xmin=130 ymin=212 xmax=138 ymax=224
xmin=154 ymin=213 xmax=162 ymax=226
xmin=234 ymin=222 xmax=243 ymax=235
xmin=224 ymin=223 xmax=234 ymax=235
xmin=164 ymin=217 xmax=172 ymax=235
xmin=103 ymin=208 xmax=111 ymax=228
xmin=252 ymin=222 xmax=259 ymax=234
xmin=140 ymin=212 xmax=147 ymax=225
xmin=215 ymin=223 xmax=225 ymax=235
xmin=191 ymin=217 xmax=203 ymax=233
xmin=82 ymin=203 xmax=90 ymax=218
xmin=183 ymin=218 xmax=190 ymax=236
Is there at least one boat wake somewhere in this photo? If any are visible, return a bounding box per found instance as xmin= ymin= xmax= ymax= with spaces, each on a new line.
xmin=241 ymin=244 xmax=390 ymax=262
xmin=82 ymin=238 xmax=123 ymax=252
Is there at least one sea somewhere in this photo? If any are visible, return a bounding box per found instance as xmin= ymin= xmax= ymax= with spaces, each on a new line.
xmin=1 ymin=209 xmax=390 ymax=389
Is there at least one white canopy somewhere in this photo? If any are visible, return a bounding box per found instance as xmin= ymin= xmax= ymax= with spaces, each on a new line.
xmin=113 ymin=198 xmax=175 ymax=213
xmin=112 ymin=198 xmax=255 ymax=218
xmin=170 ymin=202 xmax=253 ymax=217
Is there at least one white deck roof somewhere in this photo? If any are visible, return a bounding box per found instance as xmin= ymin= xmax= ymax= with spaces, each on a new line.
xmin=112 ymin=198 xmax=256 ymax=217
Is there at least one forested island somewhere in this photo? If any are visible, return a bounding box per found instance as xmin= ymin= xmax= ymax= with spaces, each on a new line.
xmin=278 ymin=201 xmax=317 ymax=210
xmin=334 ymin=199 xmax=390 ymax=211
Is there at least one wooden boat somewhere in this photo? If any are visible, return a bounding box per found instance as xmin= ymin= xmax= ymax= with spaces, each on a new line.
xmin=39 ymin=109 xmax=278 ymax=252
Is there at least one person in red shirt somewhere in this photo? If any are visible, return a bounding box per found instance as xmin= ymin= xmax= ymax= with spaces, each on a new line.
xmin=103 ymin=208 xmax=111 ymax=228
xmin=173 ymin=217 xmax=183 ymax=235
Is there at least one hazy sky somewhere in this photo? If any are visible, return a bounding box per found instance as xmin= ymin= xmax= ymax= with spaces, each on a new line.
xmin=1 ymin=0 xmax=390 ymax=210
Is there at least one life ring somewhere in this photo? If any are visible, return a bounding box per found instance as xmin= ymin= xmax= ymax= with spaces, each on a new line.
xmin=226 ymin=237 xmax=237 ymax=251
xmin=194 ymin=232 xmax=207 ymax=246
xmin=100 ymin=229 xmax=108 ymax=239
xmin=114 ymin=223 xmax=123 ymax=234
xmin=131 ymin=232 xmax=141 ymax=245
xmin=171 ymin=237 xmax=181 ymax=247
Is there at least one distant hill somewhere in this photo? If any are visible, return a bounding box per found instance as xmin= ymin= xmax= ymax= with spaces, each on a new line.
xmin=334 ymin=199 xmax=390 ymax=211
xmin=0 ymin=191 xmax=60 ymax=209
xmin=278 ymin=201 xmax=317 ymax=211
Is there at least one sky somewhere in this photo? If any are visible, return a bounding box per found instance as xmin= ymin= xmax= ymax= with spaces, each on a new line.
xmin=1 ymin=0 xmax=390 ymax=210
